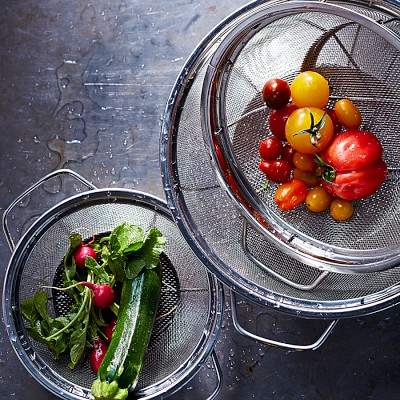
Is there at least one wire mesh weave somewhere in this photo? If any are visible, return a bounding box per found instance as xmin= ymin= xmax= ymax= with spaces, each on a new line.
xmin=201 ymin=0 xmax=400 ymax=271
xmin=161 ymin=0 xmax=400 ymax=317
xmin=4 ymin=191 xmax=222 ymax=399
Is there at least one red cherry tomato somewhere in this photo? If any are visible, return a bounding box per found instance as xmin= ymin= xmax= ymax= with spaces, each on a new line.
xmin=274 ymin=178 xmax=308 ymax=211
xmin=259 ymin=159 xmax=292 ymax=183
xmin=262 ymin=78 xmax=291 ymax=110
xmin=269 ymin=103 xmax=297 ymax=141
xmin=317 ymin=130 xmax=387 ymax=200
xmin=281 ymin=144 xmax=295 ymax=167
xmin=324 ymin=108 xmax=342 ymax=134
xmin=259 ymin=137 xmax=283 ymax=160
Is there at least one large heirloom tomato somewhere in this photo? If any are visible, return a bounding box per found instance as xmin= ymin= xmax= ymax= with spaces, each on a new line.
xmin=316 ymin=130 xmax=387 ymax=200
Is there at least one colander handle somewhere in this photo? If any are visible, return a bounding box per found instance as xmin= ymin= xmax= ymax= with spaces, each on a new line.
xmin=205 ymin=350 xmax=223 ymax=400
xmin=2 ymin=168 xmax=96 ymax=250
xmin=241 ymin=221 xmax=329 ymax=291
xmin=230 ymin=290 xmax=338 ymax=351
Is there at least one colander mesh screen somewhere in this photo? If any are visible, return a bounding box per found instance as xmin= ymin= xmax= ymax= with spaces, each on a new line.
xmin=16 ymin=202 xmax=212 ymax=391
xmin=172 ymin=17 xmax=400 ymax=312
xmin=220 ymin=8 xmax=400 ymax=252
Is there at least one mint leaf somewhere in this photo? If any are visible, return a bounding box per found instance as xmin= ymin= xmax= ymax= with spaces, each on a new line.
xmin=142 ymin=228 xmax=166 ymax=269
xmin=125 ymin=258 xmax=145 ymax=279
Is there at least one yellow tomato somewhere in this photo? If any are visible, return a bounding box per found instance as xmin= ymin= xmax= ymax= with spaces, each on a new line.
xmin=290 ymin=71 xmax=330 ymax=108
xmin=285 ymin=107 xmax=334 ymax=154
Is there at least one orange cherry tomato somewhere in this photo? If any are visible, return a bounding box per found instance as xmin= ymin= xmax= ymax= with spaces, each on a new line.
xmin=330 ymin=198 xmax=354 ymax=221
xmin=285 ymin=107 xmax=334 ymax=154
xmin=275 ymin=178 xmax=308 ymax=211
xmin=305 ymin=186 xmax=332 ymax=212
xmin=293 ymin=152 xmax=316 ymax=171
xmin=334 ymin=99 xmax=362 ymax=129
xmin=292 ymin=168 xmax=320 ymax=188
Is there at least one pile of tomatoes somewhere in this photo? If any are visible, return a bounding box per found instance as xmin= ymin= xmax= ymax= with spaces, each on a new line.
xmin=259 ymin=71 xmax=387 ymax=221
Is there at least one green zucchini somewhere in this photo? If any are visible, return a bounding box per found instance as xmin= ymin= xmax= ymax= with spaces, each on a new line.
xmin=91 ymin=263 xmax=162 ymax=400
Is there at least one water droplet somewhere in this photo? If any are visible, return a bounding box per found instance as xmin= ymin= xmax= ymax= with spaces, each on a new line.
xmin=32 ymin=135 xmax=41 ymax=144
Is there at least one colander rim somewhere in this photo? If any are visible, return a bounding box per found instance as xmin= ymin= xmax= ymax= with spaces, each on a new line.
xmin=160 ymin=0 xmax=400 ymax=318
xmin=200 ymin=0 xmax=400 ymax=272
xmin=2 ymin=187 xmax=224 ymax=400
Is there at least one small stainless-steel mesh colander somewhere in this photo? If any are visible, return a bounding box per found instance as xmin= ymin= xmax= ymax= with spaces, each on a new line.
xmin=201 ymin=0 xmax=400 ymax=273
xmin=2 ymin=170 xmax=223 ymax=400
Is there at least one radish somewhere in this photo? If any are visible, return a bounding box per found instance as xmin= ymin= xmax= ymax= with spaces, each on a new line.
xmin=46 ymin=282 xmax=115 ymax=309
xmin=73 ymin=245 xmax=97 ymax=269
xmin=90 ymin=336 xmax=108 ymax=373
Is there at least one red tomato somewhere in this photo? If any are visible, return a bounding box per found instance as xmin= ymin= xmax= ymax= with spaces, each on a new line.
xmin=321 ymin=159 xmax=387 ymax=200
xmin=259 ymin=159 xmax=292 ymax=183
xmin=281 ymin=144 xmax=295 ymax=167
xmin=262 ymin=78 xmax=291 ymax=109
xmin=324 ymin=108 xmax=342 ymax=134
xmin=320 ymin=130 xmax=383 ymax=171
xmin=259 ymin=137 xmax=283 ymax=160
xmin=275 ymin=178 xmax=308 ymax=211
xmin=269 ymin=103 xmax=297 ymax=141
xmin=317 ymin=130 xmax=387 ymax=200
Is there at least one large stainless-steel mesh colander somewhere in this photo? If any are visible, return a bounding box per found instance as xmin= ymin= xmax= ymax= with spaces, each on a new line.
xmin=160 ymin=0 xmax=400 ymax=321
xmin=201 ymin=0 xmax=400 ymax=273
xmin=2 ymin=170 xmax=223 ymax=400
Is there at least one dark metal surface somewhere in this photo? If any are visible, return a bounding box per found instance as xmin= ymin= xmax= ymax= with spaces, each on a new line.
xmin=1 ymin=1 xmax=400 ymax=399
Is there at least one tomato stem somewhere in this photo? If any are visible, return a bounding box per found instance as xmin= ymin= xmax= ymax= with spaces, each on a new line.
xmin=294 ymin=111 xmax=326 ymax=148
xmin=256 ymin=179 xmax=270 ymax=193
xmin=314 ymin=154 xmax=336 ymax=183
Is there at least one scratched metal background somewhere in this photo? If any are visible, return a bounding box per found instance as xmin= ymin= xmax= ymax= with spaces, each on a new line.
xmin=1 ymin=1 xmax=400 ymax=399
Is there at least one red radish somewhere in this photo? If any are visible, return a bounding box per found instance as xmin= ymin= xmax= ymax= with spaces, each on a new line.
xmin=102 ymin=319 xmax=117 ymax=342
xmin=46 ymin=282 xmax=115 ymax=308
xmin=90 ymin=336 xmax=108 ymax=373
xmin=83 ymin=282 xmax=115 ymax=308
xmin=73 ymin=245 xmax=97 ymax=269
